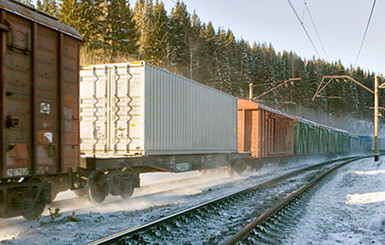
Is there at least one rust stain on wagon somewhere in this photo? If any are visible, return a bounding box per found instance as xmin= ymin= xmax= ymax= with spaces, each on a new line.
xmin=6 ymin=143 xmax=30 ymax=165
xmin=65 ymin=93 xmax=75 ymax=108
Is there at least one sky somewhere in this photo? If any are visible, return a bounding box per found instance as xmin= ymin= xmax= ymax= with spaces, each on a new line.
xmin=127 ymin=0 xmax=385 ymax=75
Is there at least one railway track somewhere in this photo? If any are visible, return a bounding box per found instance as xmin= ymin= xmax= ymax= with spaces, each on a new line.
xmin=223 ymin=157 xmax=363 ymax=244
xmin=0 ymin=169 xmax=231 ymax=231
xmin=87 ymin=156 xmax=363 ymax=245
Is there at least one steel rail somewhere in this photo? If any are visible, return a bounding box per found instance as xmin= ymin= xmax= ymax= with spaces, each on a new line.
xmin=86 ymin=156 xmax=363 ymax=245
xmin=223 ymin=157 xmax=365 ymax=245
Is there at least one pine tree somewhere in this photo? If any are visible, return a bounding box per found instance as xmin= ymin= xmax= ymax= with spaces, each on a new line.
xmin=215 ymin=28 xmax=232 ymax=94
xmin=188 ymin=11 xmax=202 ymax=80
xmin=37 ymin=0 xmax=60 ymax=17
xmin=237 ymin=39 xmax=253 ymax=97
xmin=134 ymin=0 xmax=156 ymax=62
xmin=152 ymin=0 xmax=170 ymax=66
xmin=226 ymin=30 xmax=241 ymax=95
xmin=60 ymin=0 xmax=103 ymax=58
xmin=199 ymin=22 xmax=218 ymax=88
xmin=18 ymin=0 xmax=34 ymax=7
xmin=134 ymin=0 xmax=169 ymax=66
xmin=133 ymin=0 xmax=146 ymax=43
xmin=168 ymin=1 xmax=191 ymax=72
xmin=103 ymin=0 xmax=138 ymax=61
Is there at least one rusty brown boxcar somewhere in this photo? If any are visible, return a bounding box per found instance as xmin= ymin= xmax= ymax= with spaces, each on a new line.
xmin=238 ymin=99 xmax=294 ymax=158
xmin=0 ymin=0 xmax=82 ymax=218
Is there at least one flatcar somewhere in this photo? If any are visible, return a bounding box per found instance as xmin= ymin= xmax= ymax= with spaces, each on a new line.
xmin=78 ymin=62 xmax=247 ymax=204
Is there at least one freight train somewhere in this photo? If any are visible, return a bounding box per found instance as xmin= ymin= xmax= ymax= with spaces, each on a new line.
xmin=0 ymin=1 xmax=380 ymax=219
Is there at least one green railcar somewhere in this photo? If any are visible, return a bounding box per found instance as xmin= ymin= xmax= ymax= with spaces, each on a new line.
xmin=319 ymin=127 xmax=328 ymax=154
xmin=349 ymin=135 xmax=361 ymax=151
xmin=294 ymin=117 xmax=350 ymax=155
xmin=294 ymin=121 xmax=308 ymax=155
xmin=294 ymin=120 xmax=321 ymax=155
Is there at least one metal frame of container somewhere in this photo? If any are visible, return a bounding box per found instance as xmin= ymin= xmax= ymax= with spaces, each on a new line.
xmin=237 ymin=99 xmax=294 ymax=158
xmin=80 ymin=62 xmax=238 ymax=157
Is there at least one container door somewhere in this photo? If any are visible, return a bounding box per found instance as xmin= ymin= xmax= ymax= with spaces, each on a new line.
xmin=110 ymin=65 xmax=145 ymax=155
xmin=80 ymin=66 xmax=110 ymax=155
xmin=79 ymin=64 xmax=145 ymax=156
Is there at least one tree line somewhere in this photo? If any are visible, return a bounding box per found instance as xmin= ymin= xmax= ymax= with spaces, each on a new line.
xmin=18 ymin=0 xmax=382 ymax=126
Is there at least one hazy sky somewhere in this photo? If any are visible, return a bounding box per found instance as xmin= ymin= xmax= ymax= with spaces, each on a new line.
xmin=129 ymin=0 xmax=385 ymax=75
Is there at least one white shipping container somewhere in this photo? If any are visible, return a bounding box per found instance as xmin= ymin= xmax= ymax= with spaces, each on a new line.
xmin=80 ymin=62 xmax=238 ymax=156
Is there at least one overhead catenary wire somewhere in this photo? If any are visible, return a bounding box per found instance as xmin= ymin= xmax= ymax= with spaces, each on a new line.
xmin=304 ymin=0 xmax=328 ymax=59
xmin=354 ymin=0 xmax=376 ymax=67
xmin=286 ymin=0 xmax=321 ymax=58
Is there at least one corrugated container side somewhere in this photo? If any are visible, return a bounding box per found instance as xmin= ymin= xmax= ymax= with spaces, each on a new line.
xmin=145 ymin=65 xmax=237 ymax=155
xmin=1 ymin=7 xmax=81 ymax=178
xmin=80 ymin=62 xmax=238 ymax=157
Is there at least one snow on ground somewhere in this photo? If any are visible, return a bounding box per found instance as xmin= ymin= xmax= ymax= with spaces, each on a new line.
xmin=1 ymin=157 xmax=383 ymax=244
xmin=0 ymin=162 xmax=300 ymax=244
xmin=0 ymin=168 xmax=238 ymax=244
xmin=282 ymin=157 xmax=385 ymax=244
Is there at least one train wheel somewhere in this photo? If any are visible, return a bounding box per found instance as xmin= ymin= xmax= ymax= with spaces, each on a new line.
xmin=22 ymin=193 xmax=46 ymax=220
xmin=50 ymin=191 xmax=58 ymax=203
xmin=86 ymin=170 xmax=107 ymax=204
xmin=229 ymin=159 xmax=248 ymax=176
xmin=22 ymin=178 xmax=47 ymax=220
xmin=72 ymin=189 xmax=87 ymax=197
xmin=119 ymin=169 xmax=135 ymax=199
xmin=120 ymin=182 xmax=134 ymax=200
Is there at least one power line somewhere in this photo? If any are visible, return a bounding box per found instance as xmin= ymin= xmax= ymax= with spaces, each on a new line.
xmin=286 ymin=0 xmax=321 ymax=58
xmin=304 ymin=0 xmax=328 ymax=59
xmin=354 ymin=0 xmax=376 ymax=67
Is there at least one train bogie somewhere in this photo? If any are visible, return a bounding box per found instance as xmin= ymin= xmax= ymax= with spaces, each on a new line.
xmin=0 ymin=0 xmax=82 ymax=218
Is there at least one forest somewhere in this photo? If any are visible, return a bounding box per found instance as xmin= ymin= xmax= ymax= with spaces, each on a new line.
xmin=19 ymin=0 xmax=384 ymax=128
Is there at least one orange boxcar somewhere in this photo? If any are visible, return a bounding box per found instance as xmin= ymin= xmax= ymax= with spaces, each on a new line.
xmin=238 ymin=99 xmax=294 ymax=158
